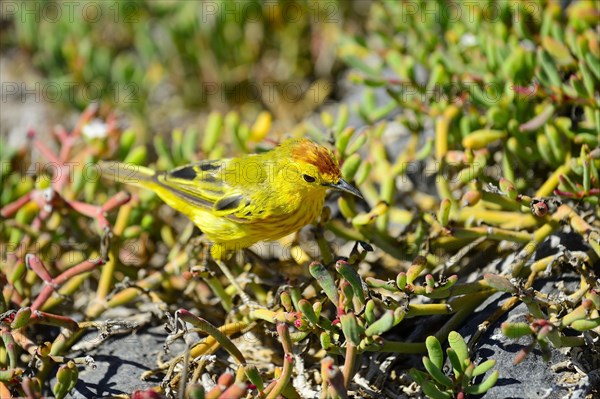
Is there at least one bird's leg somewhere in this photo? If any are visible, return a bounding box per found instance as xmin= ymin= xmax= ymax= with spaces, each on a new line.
xmin=210 ymin=245 xmax=263 ymax=309
xmin=214 ymin=258 xmax=253 ymax=306
xmin=186 ymin=236 xmax=213 ymax=278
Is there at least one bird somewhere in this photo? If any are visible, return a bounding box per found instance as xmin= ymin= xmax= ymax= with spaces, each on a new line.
xmin=98 ymin=138 xmax=362 ymax=300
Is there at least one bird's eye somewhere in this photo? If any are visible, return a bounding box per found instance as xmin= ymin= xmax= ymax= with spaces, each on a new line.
xmin=303 ymin=174 xmax=316 ymax=183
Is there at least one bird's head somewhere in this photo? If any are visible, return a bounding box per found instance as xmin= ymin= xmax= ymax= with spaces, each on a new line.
xmin=278 ymin=138 xmax=363 ymax=199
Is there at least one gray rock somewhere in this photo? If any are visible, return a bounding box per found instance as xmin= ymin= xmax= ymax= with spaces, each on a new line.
xmin=57 ymin=324 xmax=180 ymax=398
xmin=0 ymin=53 xmax=66 ymax=156
xmin=458 ymin=276 xmax=593 ymax=399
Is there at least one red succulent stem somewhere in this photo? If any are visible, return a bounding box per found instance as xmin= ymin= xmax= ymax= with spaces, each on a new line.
xmin=53 ymin=258 xmax=105 ymax=286
xmin=29 ymin=256 xmax=105 ymax=311
xmin=30 ymin=285 xmax=56 ymax=312
xmin=25 ymin=254 xmax=53 ymax=283
xmin=30 ymin=310 xmax=79 ymax=330
xmin=66 ymin=200 xmax=99 ymax=217
xmin=0 ymin=193 xmax=32 ymax=218
xmin=100 ymin=191 xmax=131 ymax=213
xmin=59 ymin=137 xmax=78 ymax=165
xmin=553 ymin=189 xmax=576 ymax=197
xmin=53 ymin=126 xmax=69 ymax=142
xmin=33 ymin=139 xmax=61 ymax=165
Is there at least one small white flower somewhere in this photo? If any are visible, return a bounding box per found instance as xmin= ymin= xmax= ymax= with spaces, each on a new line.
xmin=82 ymin=119 xmax=108 ymax=139
xmin=460 ymin=33 xmax=477 ymax=47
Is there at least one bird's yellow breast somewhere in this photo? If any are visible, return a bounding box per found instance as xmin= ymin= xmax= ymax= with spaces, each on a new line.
xmin=155 ymin=184 xmax=325 ymax=253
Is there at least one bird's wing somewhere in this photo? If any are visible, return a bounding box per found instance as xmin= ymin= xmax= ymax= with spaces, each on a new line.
xmin=154 ymin=159 xmax=256 ymax=222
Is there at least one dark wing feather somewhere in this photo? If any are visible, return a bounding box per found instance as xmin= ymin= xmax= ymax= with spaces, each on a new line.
xmin=154 ymin=159 xmax=255 ymax=222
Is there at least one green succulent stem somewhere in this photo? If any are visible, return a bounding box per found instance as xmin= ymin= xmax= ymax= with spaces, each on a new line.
xmin=265 ymin=324 xmax=294 ymax=399
xmin=512 ymin=220 xmax=560 ymax=277
xmin=379 ymin=340 xmax=427 ymax=354
xmin=343 ymin=343 xmax=357 ymax=388
xmin=205 ymin=276 xmax=233 ymax=312
xmin=536 ymin=162 xmax=571 ymax=197
xmin=406 ymin=304 xmax=451 ymax=317
xmin=436 ymin=291 xmax=493 ymax=345
xmin=96 ymin=203 xmax=131 ymax=301
xmin=450 ymin=226 xmax=532 ymax=243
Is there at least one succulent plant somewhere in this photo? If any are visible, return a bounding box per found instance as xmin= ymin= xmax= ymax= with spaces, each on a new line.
xmin=410 ymin=332 xmax=499 ymax=399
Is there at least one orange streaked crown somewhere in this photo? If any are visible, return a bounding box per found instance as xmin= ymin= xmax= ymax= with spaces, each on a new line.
xmin=288 ymin=138 xmax=341 ymax=180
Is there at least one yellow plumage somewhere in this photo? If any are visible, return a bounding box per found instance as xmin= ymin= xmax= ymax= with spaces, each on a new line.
xmin=98 ymin=138 xmax=362 ymax=259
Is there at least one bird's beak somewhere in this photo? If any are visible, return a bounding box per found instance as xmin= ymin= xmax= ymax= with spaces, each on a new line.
xmin=326 ymin=178 xmax=363 ymax=199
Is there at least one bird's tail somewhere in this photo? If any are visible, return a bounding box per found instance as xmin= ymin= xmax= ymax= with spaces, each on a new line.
xmin=97 ymin=161 xmax=156 ymax=187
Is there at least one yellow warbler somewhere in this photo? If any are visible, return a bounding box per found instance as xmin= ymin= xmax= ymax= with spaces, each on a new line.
xmin=98 ymin=138 xmax=362 ymax=260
